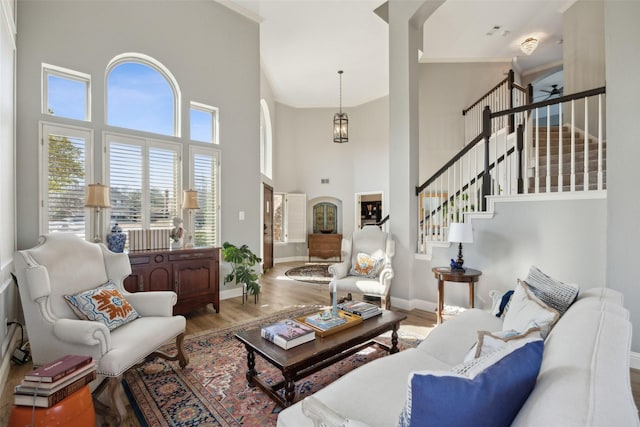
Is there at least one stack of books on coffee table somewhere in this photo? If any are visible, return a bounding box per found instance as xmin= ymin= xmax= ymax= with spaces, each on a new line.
xmin=337 ymin=300 xmax=382 ymax=319
xmin=14 ymin=354 xmax=96 ymax=408
xmin=261 ymin=319 xmax=316 ymax=350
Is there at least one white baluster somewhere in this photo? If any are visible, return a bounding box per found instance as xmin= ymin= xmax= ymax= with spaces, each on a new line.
xmin=546 ymin=106 xmax=551 ymax=193
xmin=558 ymin=102 xmax=563 ymax=192
xmin=535 ymin=108 xmax=540 ymax=194
xmin=571 ymin=100 xmax=576 ymax=192
xmin=598 ymin=94 xmax=603 ymax=190
xmin=584 ymin=97 xmax=589 ymax=191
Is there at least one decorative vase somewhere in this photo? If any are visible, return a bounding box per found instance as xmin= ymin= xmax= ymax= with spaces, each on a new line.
xmin=107 ymin=223 xmax=127 ymax=253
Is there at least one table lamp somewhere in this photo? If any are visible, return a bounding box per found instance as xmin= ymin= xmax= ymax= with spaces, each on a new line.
xmin=85 ymin=183 xmax=110 ymax=243
xmin=182 ymin=189 xmax=199 ymax=248
xmin=448 ymin=222 xmax=473 ymax=271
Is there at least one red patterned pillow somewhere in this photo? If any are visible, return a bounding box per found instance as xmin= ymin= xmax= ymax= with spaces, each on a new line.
xmin=65 ymin=281 xmax=139 ymax=330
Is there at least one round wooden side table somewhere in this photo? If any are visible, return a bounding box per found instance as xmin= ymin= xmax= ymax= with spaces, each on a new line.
xmin=432 ymin=267 xmax=482 ymax=324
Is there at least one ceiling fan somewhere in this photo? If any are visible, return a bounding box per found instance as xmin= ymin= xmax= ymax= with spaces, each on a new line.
xmin=540 ymin=84 xmax=564 ymax=100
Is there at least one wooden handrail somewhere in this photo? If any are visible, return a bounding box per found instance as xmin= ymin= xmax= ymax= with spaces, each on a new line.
xmin=462 ymin=75 xmax=509 ymax=116
xmin=491 ymin=86 xmax=606 ymax=118
xmin=416 ymin=133 xmax=483 ymax=195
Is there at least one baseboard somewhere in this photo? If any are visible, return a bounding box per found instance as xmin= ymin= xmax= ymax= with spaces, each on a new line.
xmin=390 ymin=297 xmax=437 ymax=314
xmin=630 ymin=352 xmax=640 ymax=370
xmin=0 ymin=324 xmax=20 ymax=403
xmin=220 ymin=286 xmax=244 ymax=300
xmin=274 ymin=256 xmax=308 ymax=264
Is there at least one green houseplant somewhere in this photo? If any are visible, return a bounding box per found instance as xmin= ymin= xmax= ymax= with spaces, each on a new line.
xmin=221 ymin=241 xmax=262 ymax=296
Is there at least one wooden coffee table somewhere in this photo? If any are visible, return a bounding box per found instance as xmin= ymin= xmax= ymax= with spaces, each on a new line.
xmin=235 ymin=310 xmax=407 ymax=407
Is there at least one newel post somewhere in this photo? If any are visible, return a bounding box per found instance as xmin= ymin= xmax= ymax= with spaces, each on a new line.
xmin=508 ymin=69 xmax=515 ymax=134
xmin=516 ymin=124 xmax=524 ymax=194
xmin=481 ymin=105 xmax=492 ymax=211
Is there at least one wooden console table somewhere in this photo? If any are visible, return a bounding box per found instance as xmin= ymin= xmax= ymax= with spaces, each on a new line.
xmin=308 ymin=233 xmax=342 ymax=261
xmin=124 ymin=247 xmax=220 ymax=315
xmin=432 ymin=267 xmax=482 ymax=324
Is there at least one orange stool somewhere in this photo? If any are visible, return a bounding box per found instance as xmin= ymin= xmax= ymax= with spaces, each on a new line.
xmin=8 ymin=385 xmax=95 ymax=427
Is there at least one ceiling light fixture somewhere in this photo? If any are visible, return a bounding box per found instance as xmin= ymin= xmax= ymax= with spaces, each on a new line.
xmin=333 ymin=70 xmax=348 ymax=143
xmin=520 ymin=37 xmax=539 ymax=56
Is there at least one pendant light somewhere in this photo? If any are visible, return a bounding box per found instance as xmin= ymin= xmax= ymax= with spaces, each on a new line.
xmin=333 ymin=70 xmax=348 ymax=143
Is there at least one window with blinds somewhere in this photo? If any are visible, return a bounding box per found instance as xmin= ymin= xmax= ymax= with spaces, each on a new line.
xmin=41 ymin=123 xmax=93 ymax=238
xmin=106 ymin=133 xmax=181 ymax=232
xmin=190 ymin=146 xmax=220 ymax=247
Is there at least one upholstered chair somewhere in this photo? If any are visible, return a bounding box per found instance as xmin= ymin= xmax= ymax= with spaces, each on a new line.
xmin=328 ymin=226 xmax=395 ymax=309
xmin=14 ymin=234 xmax=189 ymax=423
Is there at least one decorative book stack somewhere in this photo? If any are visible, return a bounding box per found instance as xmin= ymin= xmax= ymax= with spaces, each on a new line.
xmin=304 ymin=312 xmax=347 ymax=331
xmin=261 ymin=319 xmax=315 ymax=349
xmin=14 ymin=355 xmax=96 ymax=408
xmin=338 ymin=300 xmax=382 ymax=319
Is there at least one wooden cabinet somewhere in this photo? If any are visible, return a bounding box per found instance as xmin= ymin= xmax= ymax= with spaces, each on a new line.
xmin=124 ymin=247 xmax=220 ymax=315
xmin=308 ymin=233 xmax=342 ymax=261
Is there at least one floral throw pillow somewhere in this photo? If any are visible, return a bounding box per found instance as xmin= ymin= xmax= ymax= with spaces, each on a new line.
xmin=349 ymin=253 xmax=384 ymax=278
xmin=65 ymin=281 xmax=139 ymax=330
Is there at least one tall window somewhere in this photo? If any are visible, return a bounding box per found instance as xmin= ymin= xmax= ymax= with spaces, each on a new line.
xmin=273 ymin=193 xmax=306 ymax=244
xmin=40 ymin=122 xmax=93 ymax=237
xmin=42 ymin=64 xmax=91 ymax=121
xmin=106 ymin=54 xmax=181 ymax=137
xmin=190 ymin=101 xmax=219 ymax=144
xmin=260 ymin=99 xmax=272 ymax=178
xmin=190 ymin=146 xmax=220 ymax=246
xmin=105 ymin=133 xmax=181 ymax=231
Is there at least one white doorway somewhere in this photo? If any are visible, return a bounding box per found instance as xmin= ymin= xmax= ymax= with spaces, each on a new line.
xmin=355 ymin=192 xmax=384 ymax=230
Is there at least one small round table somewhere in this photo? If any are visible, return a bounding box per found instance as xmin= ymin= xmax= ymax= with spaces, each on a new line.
xmin=432 ymin=267 xmax=482 ymax=324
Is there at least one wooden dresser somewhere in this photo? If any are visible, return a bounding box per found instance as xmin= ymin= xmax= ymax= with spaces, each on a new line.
xmin=123 ymin=247 xmax=220 ymax=315
xmin=308 ymin=233 xmax=342 ymax=261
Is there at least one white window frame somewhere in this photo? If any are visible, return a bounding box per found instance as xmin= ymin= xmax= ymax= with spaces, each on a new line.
xmin=189 ymin=145 xmax=221 ymax=247
xmin=39 ymin=121 xmax=94 ymax=239
xmin=105 ymin=53 xmax=181 ymax=137
xmin=42 ymin=63 xmax=91 ymax=121
xmin=190 ymin=101 xmax=219 ymax=144
xmin=284 ymin=193 xmax=306 ymax=243
xmin=260 ymin=99 xmax=273 ymax=178
xmin=104 ymin=131 xmax=182 ymax=230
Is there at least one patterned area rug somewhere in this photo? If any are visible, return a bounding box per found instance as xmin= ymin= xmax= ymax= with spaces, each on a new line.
xmin=284 ymin=263 xmax=332 ymax=284
xmin=123 ymin=306 xmax=420 ymax=427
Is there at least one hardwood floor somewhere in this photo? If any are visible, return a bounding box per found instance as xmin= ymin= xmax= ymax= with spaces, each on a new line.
xmin=1 ymin=261 xmax=639 ymax=426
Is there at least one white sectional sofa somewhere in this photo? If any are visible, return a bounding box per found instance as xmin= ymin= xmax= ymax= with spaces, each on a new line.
xmin=277 ymin=287 xmax=639 ymax=427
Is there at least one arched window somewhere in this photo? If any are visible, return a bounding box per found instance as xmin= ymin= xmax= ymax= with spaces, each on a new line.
xmin=106 ymin=53 xmax=181 ymax=137
xmin=260 ymin=99 xmax=273 ymax=178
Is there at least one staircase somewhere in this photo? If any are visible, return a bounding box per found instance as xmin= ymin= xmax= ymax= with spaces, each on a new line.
xmin=528 ymin=125 xmax=606 ymax=193
xmin=416 ymin=77 xmax=606 ymax=254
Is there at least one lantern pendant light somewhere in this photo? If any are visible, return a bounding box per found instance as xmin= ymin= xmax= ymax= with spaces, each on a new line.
xmin=333 ymin=70 xmax=348 ymax=143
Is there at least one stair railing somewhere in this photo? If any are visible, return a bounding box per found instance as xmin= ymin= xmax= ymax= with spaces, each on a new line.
xmin=462 ymin=70 xmax=529 ymax=144
xmin=417 ymin=86 xmax=606 ymax=254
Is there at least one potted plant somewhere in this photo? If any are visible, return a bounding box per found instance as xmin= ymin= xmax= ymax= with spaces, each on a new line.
xmin=221 ymin=241 xmax=262 ymax=297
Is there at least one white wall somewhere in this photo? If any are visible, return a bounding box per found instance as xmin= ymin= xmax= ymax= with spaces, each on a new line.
xmin=272 ymin=97 xmax=389 ymax=262
xmin=604 ymin=1 xmax=640 ymax=353
xmin=0 ymin=0 xmax=19 ymax=387
xmin=16 ymin=1 xmax=261 ymax=255
xmin=413 ymin=198 xmax=607 ymax=311
xmin=419 ymin=62 xmax=511 ymax=182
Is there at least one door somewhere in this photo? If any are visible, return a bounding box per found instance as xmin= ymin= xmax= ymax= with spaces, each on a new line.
xmin=263 ymin=184 xmax=274 ymax=269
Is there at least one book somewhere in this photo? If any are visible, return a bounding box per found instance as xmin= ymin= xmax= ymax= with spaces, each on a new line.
xmin=24 ymin=354 xmax=93 ymax=383
xmin=304 ymin=313 xmax=347 ymax=331
xmin=18 ymin=362 xmax=96 ymax=391
xmin=338 ymin=300 xmax=382 ymax=319
xmin=261 ymin=319 xmax=315 ymax=349
xmin=14 ymin=370 xmax=96 ymax=407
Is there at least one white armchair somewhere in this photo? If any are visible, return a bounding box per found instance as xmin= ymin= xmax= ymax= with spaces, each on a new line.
xmin=14 ymin=234 xmax=188 ymax=423
xmin=328 ymin=226 xmax=395 ymax=309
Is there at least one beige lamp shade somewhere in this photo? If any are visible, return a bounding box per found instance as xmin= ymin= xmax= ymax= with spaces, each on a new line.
xmin=85 ymin=183 xmax=111 ymax=208
xmin=182 ymin=189 xmax=199 ymax=210
xmin=448 ymin=222 xmax=473 ymax=244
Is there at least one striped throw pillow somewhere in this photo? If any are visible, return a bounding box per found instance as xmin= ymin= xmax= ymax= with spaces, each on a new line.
xmin=525 ymin=265 xmax=579 ymax=316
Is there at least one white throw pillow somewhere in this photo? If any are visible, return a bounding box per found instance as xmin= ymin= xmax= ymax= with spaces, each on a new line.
xmin=502 ymin=280 xmax=559 ymax=338
xmin=464 ymin=327 xmax=542 ymax=362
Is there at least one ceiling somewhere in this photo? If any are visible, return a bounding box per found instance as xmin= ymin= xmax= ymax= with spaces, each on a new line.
xmin=226 ymin=0 xmax=575 ymax=108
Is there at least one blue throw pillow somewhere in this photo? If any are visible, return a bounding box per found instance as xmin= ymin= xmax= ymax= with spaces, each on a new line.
xmin=398 ymin=340 xmax=543 ymax=427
